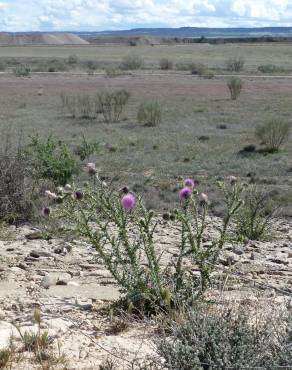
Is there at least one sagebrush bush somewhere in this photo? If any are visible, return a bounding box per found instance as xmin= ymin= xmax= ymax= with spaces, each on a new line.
xmin=25 ymin=135 xmax=79 ymax=186
xmin=175 ymin=61 xmax=195 ymax=71
xmin=60 ymin=93 xmax=96 ymax=119
xmin=190 ymin=63 xmax=208 ymax=76
xmin=0 ymin=61 xmax=6 ymax=71
xmin=73 ymin=134 xmax=99 ymax=161
xmin=120 ymin=54 xmax=143 ymax=70
xmin=13 ymin=65 xmax=30 ymax=77
xmin=67 ymin=54 xmax=78 ymax=65
xmin=235 ymin=185 xmax=277 ymax=240
xmin=0 ymin=154 xmax=36 ymax=223
xmin=96 ymin=89 xmax=130 ymax=123
xmin=255 ymin=118 xmax=290 ymax=152
xmin=137 ymin=101 xmax=162 ymax=126
xmin=86 ymin=60 xmax=98 ymax=71
xmin=225 ymin=56 xmax=245 ymax=72
xmin=47 ymin=59 xmax=68 ymax=72
xmin=156 ymin=304 xmax=292 ymax=370
xmin=159 ymin=58 xmax=173 ymax=70
xmin=227 ymin=77 xmax=243 ymax=100
xmin=258 ymin=64 xmax=286 ymax=73
xmin=45 ymin=176 xmax=243 ymax=313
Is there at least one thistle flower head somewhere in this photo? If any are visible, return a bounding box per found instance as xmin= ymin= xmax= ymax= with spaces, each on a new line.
xmin=121 ymin=186 xmax=129 ymax=194
xmin=162 ymin=212 xmax=170 ymax=221
xmin=228 ymin=176 xmax=238 ymax=185
xmin=64 ymin=184 xmax=72 ymax=192
xmin=86 ymin=162 xmax=97 ymax=175
xmin=45 ymin=190 xmax=57 ymax=200
xmin=41 ymin=207 xmax=50 ymax=217
xmin=74 ymin=191 xmax=83 ymax=200
xmin=179 ymin=187 xmax=192 ymax=201
xmin=56 ymin=186 xmax=64 ymax=194
xmin=121 ymin=194 xmax=136 ymax=210
xmin=199 ymin=192 xmax=209 ymax=205
xmin=184 ymin=178 xmax=196 ymax=188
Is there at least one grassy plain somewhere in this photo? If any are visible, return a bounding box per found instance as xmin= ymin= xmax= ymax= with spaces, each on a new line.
xmin=1 ymin=43 xmax=292 ymax=71
xmin=0 ymin=43 xmax=291 ymax=214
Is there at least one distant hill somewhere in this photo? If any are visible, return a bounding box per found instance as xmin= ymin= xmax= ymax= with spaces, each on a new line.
xmin=0 ymin=33 xmax=89 ymax=45
xmin=77 ymin=27 xmax=292 ymax=39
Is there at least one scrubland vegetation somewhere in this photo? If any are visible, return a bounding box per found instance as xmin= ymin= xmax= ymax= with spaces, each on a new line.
xmin=0 ymin=42 xmax=291 ymax=369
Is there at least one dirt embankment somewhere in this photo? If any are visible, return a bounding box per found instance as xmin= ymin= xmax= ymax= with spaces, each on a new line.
xmin=0 ymin=33 xmax=89 ymax=45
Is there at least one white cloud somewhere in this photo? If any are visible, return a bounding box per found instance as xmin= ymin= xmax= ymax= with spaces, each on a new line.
xmin=0 ymin=0 xmax=292 ymax=31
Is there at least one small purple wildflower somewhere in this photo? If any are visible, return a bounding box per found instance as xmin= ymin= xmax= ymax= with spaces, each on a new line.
xmin=179 ymin=187 xmax=192 ymax=201
xmin=121 ymin=194 xmax=136 ymax=210
xmin=184 ymin=178 xmax=195 ymax=188
xmin=74 ymin=191 xmax=83 ymax=200
xmin=121 ymin=186 xmax=129 ymax=194
xmin=41 ymin=207 xmax=50 ymax=217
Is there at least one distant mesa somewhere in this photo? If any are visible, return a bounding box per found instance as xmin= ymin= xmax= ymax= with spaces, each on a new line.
xmin=0 ymin=33 xmax=89 ymax=45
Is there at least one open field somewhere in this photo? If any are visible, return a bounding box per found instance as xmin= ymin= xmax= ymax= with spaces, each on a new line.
xmin=0 ymin=68 xmax=292 ymax=214
xmin=0 ymin=43 xmax=291 ymax=369
xmin=1 ymin=43 xmax=292 ymax=71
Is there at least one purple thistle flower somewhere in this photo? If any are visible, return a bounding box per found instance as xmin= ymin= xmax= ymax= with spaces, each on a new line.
xmin=184 ymin=178 xmax=195 ymax=188
xmin=179 ymin=187 xmax=192 ymax=201
xmin=162 ymin=212 xmax=170 ymax=221
xmin=121 ymin=186 xmax=129 ymax=194
xmin=41 ymin=207 xmax=50 ymax=217
xmin=121 ymin=194 xmax=136 ymax=210
xmin=74 ymin=191 xmax=83 ymax=200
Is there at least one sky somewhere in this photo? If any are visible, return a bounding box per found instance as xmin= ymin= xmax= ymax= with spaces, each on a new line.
xmin=0 ymin=0 xmax=292 ymax=32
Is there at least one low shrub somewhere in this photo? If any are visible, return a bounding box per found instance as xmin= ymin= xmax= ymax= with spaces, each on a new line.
xmin=86 ymin=60 xmax=99 ymax=71
xmin=137 ymin=101 xmax=162 ymax=126
xmin=156 ymin=304 xmax=292 ymax=370
xmin=159 ymin=58 xmax=173 ymax=70
xmin=96 ymin=89 xmax=130 ymax=123
xmin=105 ymin=67 xmax=120 ymax=78
xmin=0 ymin=153 xmax=36 ymax=223
xmin=255 ymin=118 xmax=290 ymax=152
xmin=47 ymin=59 xmax=68 ymax=72
xmin=235 ymin=185 xmax=278 ymax=240
xmin=60 ymin=93 xmax=96 ymax=119
xmin=73 ymin=134 xmax=99 ymax=161
xmin=175 ymin=61 xmax=194 ymax=71
xmin=225 ymin=56 xmax=245 ymax=72
xmin=67 ymin=54 xmax=79 ymax=65
xmin=258 ymin=64 xmax=286 ymax=73
xmin=45 ymin=176 xmax=243 ymax=313
xmin=13 ymin=65 xmax=31 ymax=77
xmin=25 ymin=135 xmax=79 ymax=186
xmin=120 ymin=54 xmax=143 ymax=70
xmin=0 ymin=61 xmax=6 ymax=71
xmin=227 ymin=77 xmax=243 ymax=100
xmin=190 ymin=63 xmax=208 ymax=76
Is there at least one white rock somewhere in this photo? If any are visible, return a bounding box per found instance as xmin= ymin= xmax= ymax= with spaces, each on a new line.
xmin=40 ymin=275 xmax=54 ymax=289
xmin=0 ymin=322 xmax=19 ymax=349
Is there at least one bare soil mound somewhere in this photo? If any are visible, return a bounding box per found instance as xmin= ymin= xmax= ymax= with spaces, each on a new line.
xmin=0 ymin=33 xmax=89 ymax=45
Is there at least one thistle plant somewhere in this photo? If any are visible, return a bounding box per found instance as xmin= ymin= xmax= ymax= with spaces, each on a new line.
xmin=44 ymin=170 xmax=243 ymax=313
